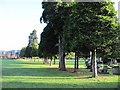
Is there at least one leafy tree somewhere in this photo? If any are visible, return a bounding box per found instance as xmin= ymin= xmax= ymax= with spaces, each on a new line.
xmin=20 ymin=47 xmax=26 ymax=57
xmin=66 ymin=52 xmax=75 ymax=59
xmin=63 ymin=2 xmax=118 ymax=77
xmin=31 ymin=43 xmax=38 ymax=57
xmin=25 ymin=46 xmax=32 ymax=58
xmin=40 ymin=2 xmax=70 ymax=70
xmin=25 ymin=29 xmax=38 ymax=58
xmin=38 ymin=23 xmax=58 ymax=64
xmin=102 ymin=24 xmax=120 ymax=63
xmin=40 ymin=1 xmax=118 ymax=77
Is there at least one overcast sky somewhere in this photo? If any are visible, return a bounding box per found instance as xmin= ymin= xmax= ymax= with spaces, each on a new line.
xmin=0 ymin=0 xmax=119 ymax=51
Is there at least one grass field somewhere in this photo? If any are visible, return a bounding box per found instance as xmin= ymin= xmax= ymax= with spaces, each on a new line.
xmin=1 ymin=58 xmax=119 ymax=89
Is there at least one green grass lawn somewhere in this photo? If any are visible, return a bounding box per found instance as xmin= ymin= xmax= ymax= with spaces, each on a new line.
xmin=1 ymin=58 xmax=119 ymax=89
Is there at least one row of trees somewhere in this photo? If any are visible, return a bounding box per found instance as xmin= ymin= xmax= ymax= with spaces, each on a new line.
xmin=20 ymin=30 xmax=39 ymax=58
xmin=38 ymin=1 xmax=119 ymax=77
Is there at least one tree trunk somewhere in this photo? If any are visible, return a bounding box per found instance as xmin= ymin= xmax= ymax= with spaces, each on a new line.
xmin=58 ymin=35 xmax=61 ymax=69
xmin=90 ymin=51 xmax=92 ymax=72
xmin=50 ymin=56 xmax=52 ymax=66
xmin=74 ymin=52 xmax=77 ymax=72
xmin=30 ymin=57 xmax=33 ymax=63
xmin=60 ymin=52 xmax=66 ymax=71
xmin=54 ymin=56 xmax=56 ymax=64
xmin=76 ymin=51 xmax=79 ymax=69
xmin=43 ymin=57 xmax=49 ymax=64
xmin=59 ymin=60 xmax=60 ymax=69
xmin=92 ymin=49 xmax=97 ymax=78
xmin=34 ymin=58 xmax=35 ymax=62
xmin=76 ymin=56 xmax=79 ymax=69
xmin=58 ymin=35 xmax=66 ymax=71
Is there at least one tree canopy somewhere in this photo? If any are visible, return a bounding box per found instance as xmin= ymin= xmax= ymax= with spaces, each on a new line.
xmin=38 ymin=23 xmax=58 ymax=58
xmin=39 ymin=1 xmax=119 ymax=77
xmin=25 ymin=29 xmax=39 ymax=58
xmin=20 ymin=47 xmax=26 ymax=57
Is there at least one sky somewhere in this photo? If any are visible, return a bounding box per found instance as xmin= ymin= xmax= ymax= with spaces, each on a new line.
xmin=0 ymin=0 xmax=46 ymax=51
xmin=0 ymin=0 xmax=119 ymax=51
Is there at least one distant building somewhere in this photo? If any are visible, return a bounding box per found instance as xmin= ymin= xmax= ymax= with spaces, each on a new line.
xmin=0 ymin=50 xmax=20 ymax=59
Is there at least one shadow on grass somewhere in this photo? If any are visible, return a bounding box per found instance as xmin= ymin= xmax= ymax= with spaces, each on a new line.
xmin=2 ymin=68 xmax=59 ymax=77
xmin=2 ymin=60 xmax=92 ymax=78
xmin=2 ymin=67 xmax=92 ymax=78
xmin=2 ymin=81 xmax=119 ymax=89
xmin=2 ymin=60 xmax=119 ymax=89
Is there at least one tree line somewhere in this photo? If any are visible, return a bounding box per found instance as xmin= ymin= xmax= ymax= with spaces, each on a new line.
xmin=20 ymin=30 xmax=38 ymax=58
xmin=20 ymin=1 xmax=120 ymax=78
